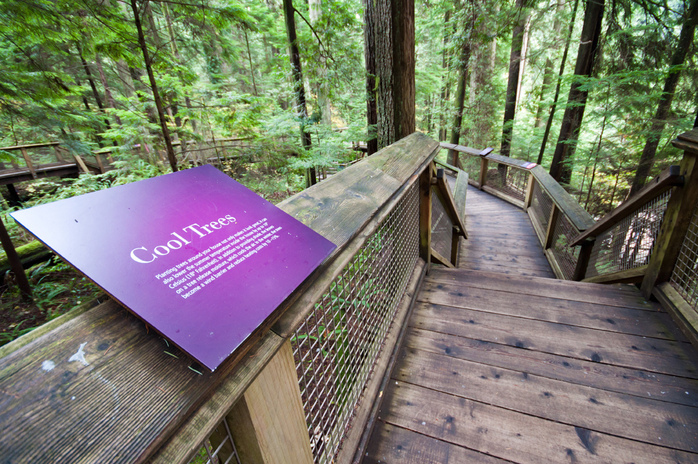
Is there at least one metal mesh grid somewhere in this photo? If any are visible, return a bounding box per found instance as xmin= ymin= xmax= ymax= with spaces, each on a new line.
xmin=456 ymin=153 xmax=482 ymax=183
xmin=671 ymin=203 xmax=698 ymax=310
xmin=587 ymin=191 xmax=671 ymax=278
xmin=485 ymin=164 xmax=528 ymax=201
xmin=291 ymin=183 xmax=419 ymax=464
xmin=188 ymin=420 xmax=242 ymax=464
xmin=431 ymin=190 xmax=454 ymax=261
xmin=529 ymin=180 xmax=554 ymax=239
xmin=550 ymin=213 xmax=581 ymax=280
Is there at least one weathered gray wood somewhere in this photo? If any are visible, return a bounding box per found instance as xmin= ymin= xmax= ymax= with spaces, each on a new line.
xmin=480 ymin=185 xmax=525 ymax=209
xmin=420 ymin=280 xmax=681 ymax=339
xmin=412 ymin=302 xmax=698 ymax=378
xmin=405 ymin=327 xmax=698 ymax=407
xmin=365 ymin=422 xmax=508 ymax=464
xmin=376 ymin=382 xmax=698 ymax=463
xmin=395 ymin=348 xmax=698 ymax=452
xmin=428 ymin=268 xmax=652 ymax=309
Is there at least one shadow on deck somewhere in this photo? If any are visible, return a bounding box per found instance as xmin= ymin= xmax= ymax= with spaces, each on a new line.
xmin=363 ymin=185 xmax=698 ymax=463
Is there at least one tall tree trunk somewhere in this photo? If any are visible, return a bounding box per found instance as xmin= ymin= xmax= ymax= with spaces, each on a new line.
xmin=309 ymin=0 xmax=330 ymax=125
xmin=364 ymin=0 xmax=378 ymax=155
xmin=283 ymin=0 xmax=315 ymax=186
xmin=467 ymin=0 xmax=497 ymax=149
xmin=131 ymin=0 xmax=178 ymax=172
xmin=534 ymin=1 xmax=563 ymax=129
xmin=549 ymin=0 xmax=604 ymax=185
xmin=367 ymin=0 xmax=415 ymax=149
xmin=500 ymin=0 xmax=533 ymax=158
xmin=161 ymin=2 xmax=196 ymax=132
xmin=243 ymin=29 xmax=259 ymax=97
xmin=537 ymin=0 xmax=579 ymax=165
xmin=76 ymin=45 xmax=113 ymax=135
xmin=629 ymin=0 xmax=698 ymax=195
xmin=448 ymin=14 xmax=474 ymax=166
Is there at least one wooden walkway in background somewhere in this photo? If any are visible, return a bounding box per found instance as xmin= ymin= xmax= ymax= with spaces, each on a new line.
xmin=459 ymin=185 xmax=554 ymax=278
xmin=363 ymin=186 xmax=698 ymax=463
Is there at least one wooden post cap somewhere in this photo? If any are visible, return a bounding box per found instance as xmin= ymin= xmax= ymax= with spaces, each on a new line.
xmin=673 ymin=129 xmax=698 ymax=154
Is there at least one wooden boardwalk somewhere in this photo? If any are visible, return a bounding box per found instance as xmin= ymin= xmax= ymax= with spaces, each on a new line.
xmin=363 ymin=187 xmax=698 ymax=463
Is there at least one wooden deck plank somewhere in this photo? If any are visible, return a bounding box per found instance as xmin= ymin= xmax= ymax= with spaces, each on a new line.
xmin=420 ymin=280 xmax=684 ymax=340
xmin=364 ymin=423 xmax=508 ymax=464
xmin=411 ymin=302 xmax=698 ymax=378
xmin=450 ymin=262 xmax=555 ymax=278
xmin=428 ymin=268 xmax=653 ymax=309
xmin=376 ymin=382 xmax=698 ymax=463
xmin=404 ymin=327 xmax=698 ymax=407
xmin=458 ymin=252 xmax=554 ymax=272
xmin=394 ymin=347 xmax=698 ymax=452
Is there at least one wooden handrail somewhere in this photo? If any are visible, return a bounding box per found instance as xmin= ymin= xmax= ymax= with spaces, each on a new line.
xmin=570 ymin=165 xmax=683 ymax=246
xmin=529 ymin=165 xmax=595 ymax=231
xmin=0 ymin=142 xmax=61 ymax=151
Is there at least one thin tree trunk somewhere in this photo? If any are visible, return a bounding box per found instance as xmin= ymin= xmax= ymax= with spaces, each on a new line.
xmin=534 ymin=1 xmax=563 ymax=129
xmin=364 ymin=0 xmax=378 ymax=155
xmin=131 ymin=0 xmax=178 ymax=172
xmin=537 ymin=0 xmax=579 ymax=165
xmin=448 ymin=28 xmax=473 ymax=166
xmin=500 ymin=0 xmax=532 ymax=158
xmin=549 ymin=0 xmax=604 ymax=185
xmin=283 ymin=0 xmax=315 ymax=186
xmin=629 ymin=0 xmax=698 ymax=195
xmin=439 ymin=9 xmax=452 ymax=141
xmin=94 ymin=55 xmax=122 ymax=125
xmin=244 ymin=29 xmax=259 ymax=97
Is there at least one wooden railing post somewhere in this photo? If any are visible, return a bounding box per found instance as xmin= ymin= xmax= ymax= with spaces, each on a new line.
xmin=524 ymin=173 xmax=535 ymax=211
xmin=419 ymin=163 xmax=433 ymax=267
xmin=20 ymin=147 xmax=37 ymax=179
xmin=544 ymin=203 xmax=560 ymax=249
xmin=221 ymin=341 xmax=313 ymax=464
xmin=641 ymin=129 xmax=698 ymax=298
xmin=477 ymin=148 xmax=493 ymax=190
xmin=573 ymin=239 xmax=594 ymax=281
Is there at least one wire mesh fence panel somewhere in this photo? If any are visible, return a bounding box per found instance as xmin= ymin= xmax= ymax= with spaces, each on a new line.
xmin=456 ymin=153 xmax=482 ymax=183
xmin=671 ymin=203 xmax=698 ymax=311
xmin=550 ymin=213 xmax=581 ymax=280
xmin=188 ymin=419 xmax=242 ymax=464
xmin=485 ymin=164 xmax=528 ymax=201
xmin=290 ymin=183 xmax=420 ymax=464
xmin=431 ymin=191 xmax=454 ymax=261
xmin=586 ymin=191 xmax=671 ymax=278
xmin=529 ymin=180 xmax=553 ymax=237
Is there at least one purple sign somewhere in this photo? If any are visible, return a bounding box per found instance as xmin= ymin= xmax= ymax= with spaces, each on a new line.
xmin=11 ymin=165 xmax=336 ymax=371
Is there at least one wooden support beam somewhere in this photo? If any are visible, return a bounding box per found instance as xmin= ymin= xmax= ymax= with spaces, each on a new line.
xmin=419 ymin=165 xmax=433 ymax=268
xmin=524 ymin=173 xmax=535 ymax=211
xmin=430 ymin=247 xmax=454 ymax=268
xmin=226 ymin=341 xmax=313 ymax=464
xmin=478 ymin=157 xmax=488 ymax=190
xmin=0 ymin=215 xmax=31 ymax=300
xmin=544 ymin=203 xmax=560 ymax=250
xmin=572 ymin=240 xmax=594 ymax=281
xmin=73 ymin=154 xmax=91 ymax=174
xmin=20 ymin=148 xmax=36 ymax=179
